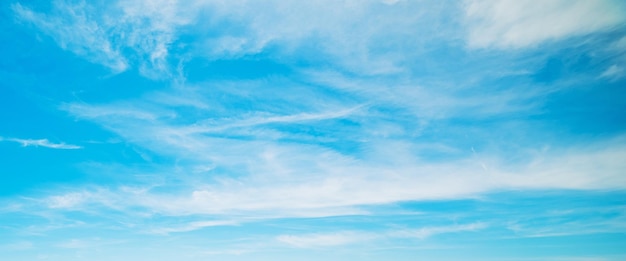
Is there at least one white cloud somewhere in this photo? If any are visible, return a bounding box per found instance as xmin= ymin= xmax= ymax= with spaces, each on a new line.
xmin=164 ymin=106 xmax=365 ymax=136
xmin=110 ymin=0 xmax=196 ymax=78
xmin=3 ymin=241 xmax=34 ymax=251
xmin=33 ymin=135 xmax=626 ymax=219
xmin=43 ymin=75 xmax=626 ymax=218
xmin=13 ymin=0 xmax=456 ymax=76
xmin=150 ymin=220 xmax=238 ymax=234
xmin=389 ymin=223 xmax=487 ymax=239
xmin=12 ymin=0 xmax=195 ymax=78
xmin=55 ymin=238 xmax=125 ymax=249
xmin=304 ymin=70 xmax=544 ymax=121
xmin=47 ymin=192 xmax=89 ymax=208
xmin=56 ymin=239 xmax=89 ymax=249
xmin=12 ymin=2 xmax=128 ymax=72
xmin=277 ymin=231 xmax=372 ymax=248
xmin=464 ymin=0 xmax=626 ymax=49
xmin=15 ymin=0 xmax=624 ymax=78
xmin=189 ymin=0 xmax=448 ymax=75
xmin=611 ymin=36 xmax=626 ymax=51
xmin=62 ymin=103 xmax=169 ymax=121
xmin=0 ymin=136 xmax=81 ymax=149
xmin=600 ymin=65 xmax=625 ymax=80
xmin=277 ymin=223 xmax=486 ymax=248
xmin=381 ymin=0 xmax=403 ymax=5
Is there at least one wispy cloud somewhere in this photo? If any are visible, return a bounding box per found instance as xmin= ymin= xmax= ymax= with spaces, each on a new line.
xmin=12 ymin=0 xmax=194 ymax=78
xmin=600 ymin=65 xmax=625 ymax=81
xmin=505 ymin=205 xmax=626 ymax=238
xmin=464 ymin=0 xmax=626 ymax=49
xmin=2 ymin=241 xmax=33 ymax=251
xmin=150 ymin=220 xmax=239 ymax=234
xmin=0 ymin=136 xmax=81 ymax=149
xmin=26 ymin=136 xmax=626 ymax=220
xmin=389 ymin=223 xmax=488 ymax=239
xmin=277 ymin=223 xmax=487 ymax=248
xmin=13 ymin=0 xmax=458 ymax=76
xmin=276 ymin=231 xmax=373 ymax=248
xmin=33 ymin=67 xmax=624 ymax=218
xmin=55 ymin=238 xmax=126 ymax=249
xmin=12 ymin=2 xmax=128 ymax=72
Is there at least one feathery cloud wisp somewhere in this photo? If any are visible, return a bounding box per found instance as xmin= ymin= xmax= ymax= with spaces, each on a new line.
xmin=0 ymin=137 xmax=81 ymax=149
xmin=464 ymin=0 xmax=626 ymax=49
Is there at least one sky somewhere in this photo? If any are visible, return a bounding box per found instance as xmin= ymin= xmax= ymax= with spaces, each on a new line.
xmin=1 ymin=0 xmax=626 ymax=260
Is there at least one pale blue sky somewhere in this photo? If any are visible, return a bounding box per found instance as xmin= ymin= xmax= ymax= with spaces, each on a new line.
xmin=1 ymin=1 xmax=626 ymax=260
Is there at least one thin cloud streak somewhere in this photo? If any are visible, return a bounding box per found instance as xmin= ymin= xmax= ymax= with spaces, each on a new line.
xmin=0 ymin=136 xmax=82 ymax=149
xmin=149 ymin=220 xmax=239 ymax=234
xmin=276 ymin=222 xmax=487 ymax=248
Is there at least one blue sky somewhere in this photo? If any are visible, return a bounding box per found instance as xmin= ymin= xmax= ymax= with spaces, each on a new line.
xmin=1 ymin=0 xmax=626 ymax=260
